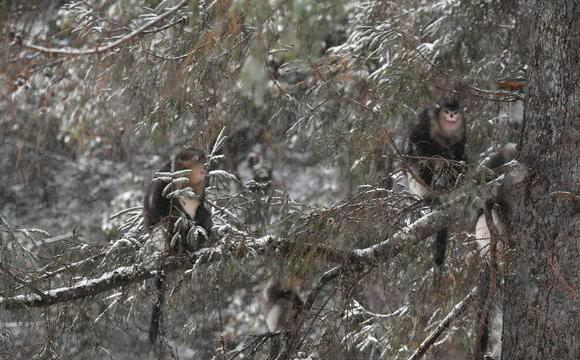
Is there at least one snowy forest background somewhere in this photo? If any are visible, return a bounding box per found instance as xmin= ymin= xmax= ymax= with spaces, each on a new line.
xmin=1 ymin=1 xmax=578 ymax=360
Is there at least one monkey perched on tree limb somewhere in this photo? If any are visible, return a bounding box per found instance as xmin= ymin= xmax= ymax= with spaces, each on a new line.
xmin=143 ymin=146 xmax=213 ymax=251
xmin=262 ymin=278 xmax=304 ymax=358
xmin=406 ymin=96 xmax=468 ymax=274
xmin=262 ymin=279 xmax=304 ymax=332
xmin=143 ymin=146 xmax=213 ymax=344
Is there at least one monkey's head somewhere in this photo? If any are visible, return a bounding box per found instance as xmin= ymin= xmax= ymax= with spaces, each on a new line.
xmin=173 ymin=147 xmax=208 ymax=194
xmin=432 ymin=96 xmax=465 ymax=141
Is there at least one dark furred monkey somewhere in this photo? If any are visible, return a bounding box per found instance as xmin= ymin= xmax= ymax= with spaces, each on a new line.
xmin=143 ymin=146 xmax=212 ymax=239
xmin=407 ymin=96 xmax=467 ymax=272
xmin=262 ymin=279 xmax=304 ymax=358
xmin=475 ymin=142 xmax=517 ymax=257
xmin=143 ymin=146 xmax=213 ymax=344
xmin=262 ymin=279 xmax=304 ymax=332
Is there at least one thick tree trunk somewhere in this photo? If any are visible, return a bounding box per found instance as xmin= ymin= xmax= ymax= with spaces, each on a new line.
xmin=502 ymin=1 xmax=580 ymax=359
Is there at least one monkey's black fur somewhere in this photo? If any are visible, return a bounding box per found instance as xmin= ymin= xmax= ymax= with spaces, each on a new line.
xmin=408 ymin=96 xmax=467 ymax=272
xmin=476 ymin=142 xmax=518 ymax=231
xmin=262 ymin=280 xmax=304 ymax=332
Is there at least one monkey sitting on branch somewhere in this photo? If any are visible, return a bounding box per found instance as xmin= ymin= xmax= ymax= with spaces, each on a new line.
xmin=143 ymin=146 xmax=213 ymax=253
xmin=406 ymin=96 xmax=468 ymax=274
xmin=142 ymin=146 xmax=213 ymax=344
xmin=262 ymin=278 xmax=304 ymax=358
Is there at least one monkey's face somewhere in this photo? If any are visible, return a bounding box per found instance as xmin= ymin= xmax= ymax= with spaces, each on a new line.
xmin=438 ymin=107 xmax=464 ymax=135
xmin=171 ymin=148 xmax=208 ymax=197
xmin=187 ymin=161 xmax=207 ymax=187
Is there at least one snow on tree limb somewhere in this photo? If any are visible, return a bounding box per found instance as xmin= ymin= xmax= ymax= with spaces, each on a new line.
xmin=0 ymin=163 xmax=524 ymax=310
xmin=0 ymin=202 xmax=456 ymax=309
xmin=1 ymin=265 xmax=148 ymax=309
xmin=22 ymin=0 xmax=189 ymax=56
xmin=0 ymin=238 xmax=266 ymax=309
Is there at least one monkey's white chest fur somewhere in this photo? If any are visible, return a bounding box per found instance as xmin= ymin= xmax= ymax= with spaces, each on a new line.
xmin=179 ymin=197 xmax=201 ymax=218
xmin=408 ymin=176 xmax=429 ymax=198
xmin=266 ymin=303 xmax=293 ymax=332
xmin=266 ymin=305 xmax=283 ymax=332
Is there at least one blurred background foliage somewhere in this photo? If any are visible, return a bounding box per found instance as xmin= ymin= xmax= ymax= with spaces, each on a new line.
xmin=0 ymin=0 xmax=527 ymax=358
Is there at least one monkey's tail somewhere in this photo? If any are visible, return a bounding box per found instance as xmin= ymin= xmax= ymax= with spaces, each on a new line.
xmin=149 ymin=273 xmax=165 ymax=344
xmin=434 ymin=228 xmax=448 ymax=270
xmin=474 ymin=264 xmax=491 ymax=359
xmin=269 ymin=335 xmax=282 ymax=360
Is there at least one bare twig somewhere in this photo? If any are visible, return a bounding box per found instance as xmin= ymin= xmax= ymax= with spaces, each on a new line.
xmin=0 ymin=262 xmax=49 ymax=301
xmin=408 ymin=287 xmax=478 ymax=360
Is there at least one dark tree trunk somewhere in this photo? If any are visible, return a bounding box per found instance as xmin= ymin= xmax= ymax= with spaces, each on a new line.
xmin=502 ymin=1 xmax=580 ymax=359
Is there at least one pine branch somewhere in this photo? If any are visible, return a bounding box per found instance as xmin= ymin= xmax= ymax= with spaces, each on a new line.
xmin=0 ymin=162 xmax=525 ymax=310
xmin=408 ymin=287 xmax=478 ymax=360
xmin=23 ymin=0 xmax=189 ymax=56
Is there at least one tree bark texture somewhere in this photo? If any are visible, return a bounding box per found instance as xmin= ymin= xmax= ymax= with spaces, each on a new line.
xmin=503 ymin=1 xmax=579 ymax=359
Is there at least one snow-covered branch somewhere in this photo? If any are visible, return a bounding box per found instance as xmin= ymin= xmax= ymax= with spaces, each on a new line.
xmin=23 ymin=0 xmax=188 ymax=56
xmin=1 ymin=162 xmax=525 ymax=310
xmin=0 ymin=236 xmax=269 ymax=309
xmin=0 ymin=197 xmax=458 ymax=309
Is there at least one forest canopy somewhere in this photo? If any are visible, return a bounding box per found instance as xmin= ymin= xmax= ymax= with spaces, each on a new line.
xmin=1 ymin=1 xmax=578 ymax=360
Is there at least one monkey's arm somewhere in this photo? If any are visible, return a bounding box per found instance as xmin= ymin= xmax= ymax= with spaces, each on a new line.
xmin=452 ymin=142 xmax=468 ymax=162
xmin=409 ymin=126 xmax=440 ymax=158
xmin=143 ymin=180 xmax=171 ymax=229
xmin=194 ymin=204 xmax=213 ymax=237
